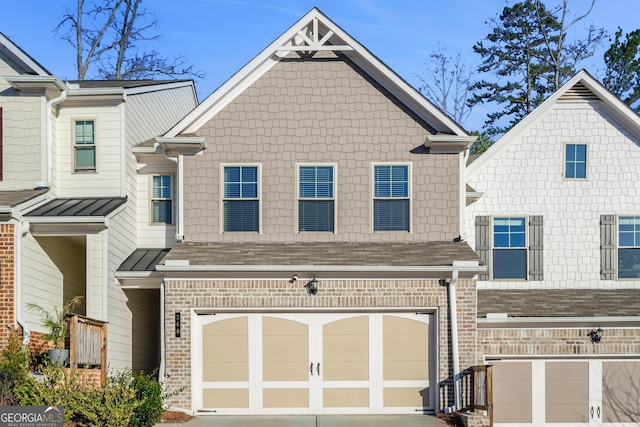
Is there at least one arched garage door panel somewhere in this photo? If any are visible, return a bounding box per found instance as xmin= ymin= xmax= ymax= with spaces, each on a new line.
xmin=195 ymin=312 xmax=434 ymax=415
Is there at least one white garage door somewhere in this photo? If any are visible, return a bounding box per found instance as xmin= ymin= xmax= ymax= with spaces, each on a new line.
xmin=194 ymin=312 xmax=436 ymax=415
xmin=492 ymin=359 xmax=640 ymax=426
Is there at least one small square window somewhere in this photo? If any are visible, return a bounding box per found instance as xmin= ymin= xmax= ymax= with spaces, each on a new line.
xmin=565 ymin=144 xmax=586 ymax=179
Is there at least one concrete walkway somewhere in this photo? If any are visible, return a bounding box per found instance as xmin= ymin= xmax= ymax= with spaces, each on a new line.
xmin=158 ymin=414 xmax=447 ymax=427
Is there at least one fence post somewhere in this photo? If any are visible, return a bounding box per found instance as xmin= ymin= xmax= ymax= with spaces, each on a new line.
xmin=69 ymin=315 xmax=77 ymax=375
xmin=100 ymin=323 xmax=107 ymax=385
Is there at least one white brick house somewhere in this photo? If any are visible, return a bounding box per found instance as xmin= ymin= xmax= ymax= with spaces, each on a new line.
xmin=466 ymin=70 xmax=640 ymax=426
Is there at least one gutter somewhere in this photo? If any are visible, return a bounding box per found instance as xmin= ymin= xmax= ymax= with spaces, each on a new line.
xmin=159 ymin=277 xmax=167 ymax=383
xmin=157 ymin=263 xmax=484 ymax=274
xmin=443 ymin=269 xmax=462 ymax=414
xmin=161 ymin=149 xmax=183 ymax=242
xmin=15 ymin=221 xmax=30 ymax=345
xmin=37 ymin=86 xmax=67 ymax=189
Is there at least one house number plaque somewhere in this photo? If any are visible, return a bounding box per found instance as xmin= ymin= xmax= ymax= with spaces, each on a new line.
xmin=175 ymin=312 xmax=181 ymax=337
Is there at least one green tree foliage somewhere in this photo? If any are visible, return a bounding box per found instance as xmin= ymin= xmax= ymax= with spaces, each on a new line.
xmin=470 ymin=0 xmax=605 ymax=136
xmin=469 ymin=130 xmax=494 ymax=154
xmin=603 ymin=27 xmax=640 ymax=112
xmin=469 ymin=1 xmax=557 ymax=135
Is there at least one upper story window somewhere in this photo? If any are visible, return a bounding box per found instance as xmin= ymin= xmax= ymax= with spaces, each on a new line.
xmin=74 ymin=120 xmax=96 ymax=172
xmin=151 ymin=175 xmax=173 ymax=224
xmin=493 ymin=217 xmax=527 ymax=279
xmin=565 ymin=144 xmax=587 ymax=179
xmin=618 ymin=216 xmax=640 ymax=278
xmin=298 ymin=165 xmax=335 ymax=232
xmin=475 ymin=216 xmax=544 ymax=281
xmin=373 ymin=164 xmax=409 ymax=232
xmin=223 ymin=165 xmax=259 ymax=232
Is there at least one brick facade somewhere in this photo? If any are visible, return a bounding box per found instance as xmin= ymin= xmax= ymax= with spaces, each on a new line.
xmin=164 ymin=278 xmax=478 ymax=410
xmin=479 ymin=327 xmax=640 ymax=360
xmin=0 ymin=223 xmax=15 ymax=351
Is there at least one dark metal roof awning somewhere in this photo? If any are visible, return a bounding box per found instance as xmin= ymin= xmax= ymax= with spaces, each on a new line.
xmin=118 ymin=248 xmax=169 ymax=273
xmin=25 ymin=197 xmax=127 ymax=217
xmin=24 ymin=197 xmax=127 ymax=235
xmin=117 ymin=248 xmax=170 ymax=289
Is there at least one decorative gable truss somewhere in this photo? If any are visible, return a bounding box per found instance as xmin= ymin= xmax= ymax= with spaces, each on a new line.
xmin=275 ymin=15 xmax=352 ymax=53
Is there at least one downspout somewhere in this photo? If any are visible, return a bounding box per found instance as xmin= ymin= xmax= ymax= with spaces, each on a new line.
xmin=162 ymin=149 xmax=183 ymax=242
xmin=38 ymin=89 xmax=67 ymax=189
xmin=15 ymin=221 xmax=31 ymax=345
xmin=459 ymin=149 xmax=470 ymax=241
xmin=159 ymin=277 xmax=166 ymax=382
xmin=443 ymin=269 xmax=461 ymax=413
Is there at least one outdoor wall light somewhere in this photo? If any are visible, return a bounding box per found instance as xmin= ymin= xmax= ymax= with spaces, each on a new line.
xmin=305 ymin=278 xmax=318 ymax=295
xmin=588 ymin=327 xmax=603 ymax=343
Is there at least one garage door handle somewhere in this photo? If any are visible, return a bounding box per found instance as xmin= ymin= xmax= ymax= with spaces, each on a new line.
xmin=590 ymin=406 xmax=594 ymax=419
xmin=597 ymin=406 xmax=600 ymax=419
xmin=310 ymin=363 xmax=314 ymax=376
xmin=317 ymin=363 xmax=320 ymax=375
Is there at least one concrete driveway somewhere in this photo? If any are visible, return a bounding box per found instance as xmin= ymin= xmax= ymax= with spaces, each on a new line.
xmin=158 ymin=414 xmax=447 ymax=427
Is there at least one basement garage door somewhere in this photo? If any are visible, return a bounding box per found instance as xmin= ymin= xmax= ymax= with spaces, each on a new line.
xmin=194 ymin=312 xmax=436 ymax=415
xmin=492 ymin=359 xmax=640 ymax=426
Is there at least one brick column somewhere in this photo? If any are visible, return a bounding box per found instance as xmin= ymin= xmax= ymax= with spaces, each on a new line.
xmin=0 ymin=223 xmax=15 ymax=350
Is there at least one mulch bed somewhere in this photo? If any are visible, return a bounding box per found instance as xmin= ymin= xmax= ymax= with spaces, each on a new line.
xmin=158 ymin=411 xmax=194 ymax=423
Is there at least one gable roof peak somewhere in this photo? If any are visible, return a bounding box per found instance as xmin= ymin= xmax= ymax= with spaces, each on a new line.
xmin=467 ymin=69 xmax=640 ymax=177
xmin=0 ymin=31 xmax=51 ymax=76
xmin=164 ymin=9 xmax=467 ymax=138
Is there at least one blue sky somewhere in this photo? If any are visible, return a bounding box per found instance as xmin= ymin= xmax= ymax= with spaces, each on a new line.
xmin=1 ymin=0 xmax=638 ymax=130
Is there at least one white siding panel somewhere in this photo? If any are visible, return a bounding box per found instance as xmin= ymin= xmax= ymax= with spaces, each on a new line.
xmin=137 ymin=157 xmax=177 ymax=248
xmin=55 ymin=105 xmax=124 ymax=196
xmin=21 ymin=235 xmax=87 ymax=333
xmin=466 ymin=102 xmax=640 ymax=290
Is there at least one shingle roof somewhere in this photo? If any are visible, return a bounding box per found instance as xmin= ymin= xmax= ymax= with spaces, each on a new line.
xmin=478 ymin=289 xmax=640 ymax=318
xmin=25 ymin=197 xmax=127 ymax=217
xmin=0 ymin=189 xmax=47 ymax=207
xmin=118 ymin=248 xmax=169 ymax=272
xmin=163 ymin=241 xmax=481 ymax=267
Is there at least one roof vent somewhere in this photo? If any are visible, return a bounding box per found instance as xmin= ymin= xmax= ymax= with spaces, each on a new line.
xmin=559 ymin=82 xmax=599 ymax=102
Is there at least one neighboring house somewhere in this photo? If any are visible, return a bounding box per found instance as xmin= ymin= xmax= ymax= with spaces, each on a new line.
xmin=154 ymin=8 xmax=484 ymax=416
xmin=0 ymin=31 xmax=198 ymax=372
xmin=466 ymin=70 xmax=640 ymax=426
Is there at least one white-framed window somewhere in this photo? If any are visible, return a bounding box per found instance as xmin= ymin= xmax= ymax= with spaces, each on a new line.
xmin=618 ymin=216 xmax=640 ymax=279
xmin=151 ymin=175 xmax=173 ymax=224
xmin=372 ymin=164 xmax=410 ymax=232
xmin=222 ymin=164 xmax=260 ymax=232
xmin=492 ymin=217 xmax=527 ymax=279
xmin=475 ymin=216 xmax=544 ymax=281
xmin=297 ymin=164 xmax=336 ymax=233
xmin=565 ymin=143 xmax=587 ymax=179
xmin=74 ymin=119 xmax=96 ymax=172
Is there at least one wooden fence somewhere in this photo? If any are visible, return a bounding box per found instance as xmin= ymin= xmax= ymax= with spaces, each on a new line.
xmin=67 ymin=314 xmax=107 ymax=385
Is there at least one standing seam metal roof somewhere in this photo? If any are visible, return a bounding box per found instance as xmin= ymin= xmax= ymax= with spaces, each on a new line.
xmin=25 ymin=198 xmax=127 ymax=217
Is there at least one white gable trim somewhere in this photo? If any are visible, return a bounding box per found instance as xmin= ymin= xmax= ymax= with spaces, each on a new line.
xmin=468 ymin=70 xmax=640 ymax=178
xmin=0 ymin=32 xmax=50 ymax=76
xmin=165 ymin=8 xmax=466 ymax=138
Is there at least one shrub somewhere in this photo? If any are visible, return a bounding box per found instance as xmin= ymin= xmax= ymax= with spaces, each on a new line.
xmin=0 ymin=331 xmax=30 ymax=405
xmin=128 ymin=370 xmax=164 ymax=427
xmin=73 ymin=370 xmax=139 ymax=427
